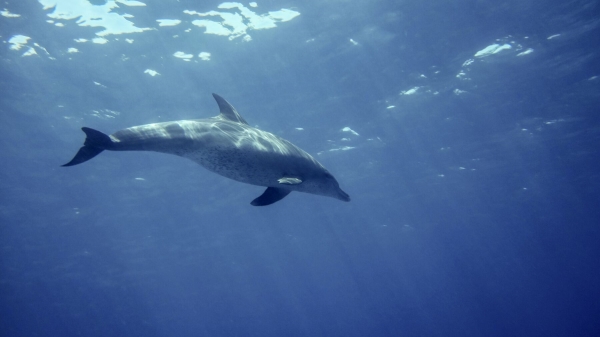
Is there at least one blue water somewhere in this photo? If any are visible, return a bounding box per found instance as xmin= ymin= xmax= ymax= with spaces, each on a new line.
xmin=1 ymin=1 xmax=600 ymax=336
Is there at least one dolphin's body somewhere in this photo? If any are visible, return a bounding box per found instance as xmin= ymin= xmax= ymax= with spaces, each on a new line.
xmin=63 ymin=94 xmax=350 ymax=206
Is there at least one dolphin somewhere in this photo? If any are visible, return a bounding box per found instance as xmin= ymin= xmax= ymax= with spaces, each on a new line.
xmin=63 ymin=93 xmax=350 ymax=206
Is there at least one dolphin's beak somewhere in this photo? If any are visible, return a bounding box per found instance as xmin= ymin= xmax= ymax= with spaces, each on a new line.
xmin=337 ymin=188 xmax=351 ymax=202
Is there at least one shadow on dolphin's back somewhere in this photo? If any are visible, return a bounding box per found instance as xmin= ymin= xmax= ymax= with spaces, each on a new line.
xmin=62 ymin=93 xmax=350 ymax=206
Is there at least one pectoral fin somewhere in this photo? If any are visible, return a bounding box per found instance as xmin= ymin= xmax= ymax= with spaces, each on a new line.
xmin=251 ymin=187 xmax=291 ymax=206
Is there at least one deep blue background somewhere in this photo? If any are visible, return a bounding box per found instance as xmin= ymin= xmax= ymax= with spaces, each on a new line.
xmin=1 ymin=0 xmax=600 ymax=336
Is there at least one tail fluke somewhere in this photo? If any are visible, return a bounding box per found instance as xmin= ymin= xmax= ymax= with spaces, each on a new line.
xmin=62 ymin=127 xmax=112 ymax=167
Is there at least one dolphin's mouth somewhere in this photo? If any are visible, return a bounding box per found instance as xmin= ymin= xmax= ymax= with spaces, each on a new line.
xmin=337 ymin=189 xmax=351 ymax=202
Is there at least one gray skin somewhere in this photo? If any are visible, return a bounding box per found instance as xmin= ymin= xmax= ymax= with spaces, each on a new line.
xmin=63 ymin=94 xmax=350 ymax=206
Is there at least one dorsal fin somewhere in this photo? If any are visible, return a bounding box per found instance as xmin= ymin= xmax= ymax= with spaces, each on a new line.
xmin=212 ymin=93 xmax=249 ymax=125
